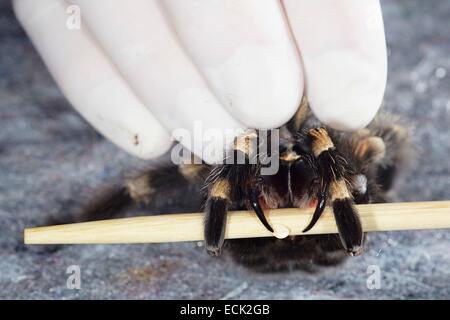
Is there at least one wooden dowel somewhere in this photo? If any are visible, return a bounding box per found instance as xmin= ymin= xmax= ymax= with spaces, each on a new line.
xmin=24 ymin=201 xmax=450 ymax=245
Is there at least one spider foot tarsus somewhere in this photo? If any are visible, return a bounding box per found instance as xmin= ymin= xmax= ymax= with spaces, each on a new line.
xmin=204 ymin=177 xmax=231 ymax=256
xmin=204 ymin=196 xmax=229 ymax=256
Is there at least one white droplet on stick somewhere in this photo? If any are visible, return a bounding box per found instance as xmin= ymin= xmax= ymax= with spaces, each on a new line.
xmin=272 ymin=225 xmax=290 ymax=239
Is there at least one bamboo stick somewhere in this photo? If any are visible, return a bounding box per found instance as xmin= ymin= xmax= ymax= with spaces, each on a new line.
xmin=24 ymin=201 xmax=450 ymax=245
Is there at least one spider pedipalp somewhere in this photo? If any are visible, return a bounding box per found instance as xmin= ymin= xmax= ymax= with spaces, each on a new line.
xmin=303 ymin=127 xmax=364 ymax=256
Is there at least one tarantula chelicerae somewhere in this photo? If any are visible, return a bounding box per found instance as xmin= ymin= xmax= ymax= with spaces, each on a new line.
xmin=75 ymin=101 xmax=409 ymax=272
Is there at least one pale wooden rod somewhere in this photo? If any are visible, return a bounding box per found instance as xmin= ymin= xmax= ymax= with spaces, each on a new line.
xmin=24 ymin=201 xmax=450 ymax=244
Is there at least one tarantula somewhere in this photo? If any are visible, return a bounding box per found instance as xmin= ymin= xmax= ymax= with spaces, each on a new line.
xmin=75 ymin=101 xmax=409 ymax=272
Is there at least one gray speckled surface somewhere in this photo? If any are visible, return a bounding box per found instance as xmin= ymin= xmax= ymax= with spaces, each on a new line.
xmin=0 ymin=0 xmax=449 ymax=299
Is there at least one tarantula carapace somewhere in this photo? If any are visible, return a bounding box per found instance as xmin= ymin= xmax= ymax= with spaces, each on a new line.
xmin=75 ymin=102 xmax=409 ymax=272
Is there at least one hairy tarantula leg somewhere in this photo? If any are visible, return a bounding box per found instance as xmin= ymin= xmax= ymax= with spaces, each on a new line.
xmin=308 ymin=127 xmax=364 ymax=256
xmin=302 ymin=183 xmax=329 ymax=233
xmin=249 ymin=187 xmax=274 ymax=233
xmin=204 ymin=131 xmax=263 ymax=256
xmin=330 ymin=180 xmax=364 ymax=256
xmin=204 ymin=197 xmax=228 ymax=256
xmin=204 ymin=178 xmax=231 ymax=256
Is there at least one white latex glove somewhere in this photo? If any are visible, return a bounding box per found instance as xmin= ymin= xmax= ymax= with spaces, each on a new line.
xmin=13 ymin=0 xmax=387 ymax=162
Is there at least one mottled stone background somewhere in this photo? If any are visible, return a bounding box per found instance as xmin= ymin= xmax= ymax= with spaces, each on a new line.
xmin=0 ymin=0 xmax=449 ymax=299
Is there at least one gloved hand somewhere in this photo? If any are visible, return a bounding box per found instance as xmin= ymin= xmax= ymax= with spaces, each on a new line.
xmin=13 ymin=0 xmax=387 ymax=163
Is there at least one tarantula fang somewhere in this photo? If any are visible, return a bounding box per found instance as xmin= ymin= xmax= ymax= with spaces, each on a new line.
xmin=249 ymin=186 xmax=274 ymax=233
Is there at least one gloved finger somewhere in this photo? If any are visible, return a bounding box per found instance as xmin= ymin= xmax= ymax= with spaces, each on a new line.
xmin=160 ymin=0 xmax=303 ymax=129
xmin=283 ymin=0 xmax=387 ymax=131
xmin=71 ymin=0 xmax=246 ymax=163
xmin=13 ymin=0 xmax=172 ymax=159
